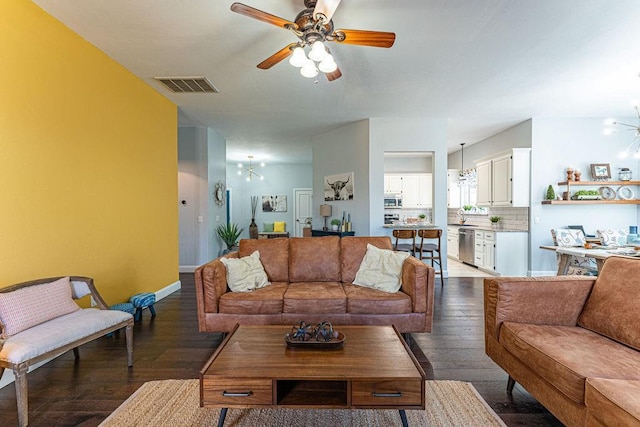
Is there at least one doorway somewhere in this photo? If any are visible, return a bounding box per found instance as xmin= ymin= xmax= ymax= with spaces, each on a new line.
xmin=293 ymin=188 xmax=313 ymax=237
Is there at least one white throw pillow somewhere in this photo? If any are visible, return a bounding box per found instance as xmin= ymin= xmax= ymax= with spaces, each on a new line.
xmin=220 ymin=251 xmax=270 ymax=292
xmin=0 ymin=276 xmax=80 ymax=338
xmin=353 ymin=244 xmax=410 ymax=293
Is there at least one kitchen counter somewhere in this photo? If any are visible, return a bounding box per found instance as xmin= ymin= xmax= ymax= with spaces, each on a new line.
xmin=383 ymin=223 xmax=438 ymax=229
xmin=446 ymin=224 xmax=527 ymax=233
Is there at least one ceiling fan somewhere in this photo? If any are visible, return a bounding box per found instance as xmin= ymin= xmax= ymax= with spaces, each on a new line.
xmin=230 ymin=0 xmax=396 ymax=81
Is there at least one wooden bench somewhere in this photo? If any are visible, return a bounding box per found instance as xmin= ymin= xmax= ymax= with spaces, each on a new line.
xmin=0 ymin=276 xmax=133 ymax=427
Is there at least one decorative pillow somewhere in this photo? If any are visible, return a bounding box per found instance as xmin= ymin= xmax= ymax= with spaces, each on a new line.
xmin=596 ymin=229 xmax=628 ymax=246
xmin=263 ymin=222 xmax=274 ymax=232
xmin=352 ymin=244 xmax=410 ymax=293
xmin=0 ymin=277 xmax=80 ymax=338
xmin=220 ymin=251 xmax=270 ymax=292
xmin=274 ymin=221 xmax=286 ymax=232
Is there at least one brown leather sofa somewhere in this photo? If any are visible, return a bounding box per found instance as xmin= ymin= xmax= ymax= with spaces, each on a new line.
xmin=484 ymin=256 xmax=640 ymax=426
xmin=195 ymin=236 xmax=435 ymax=334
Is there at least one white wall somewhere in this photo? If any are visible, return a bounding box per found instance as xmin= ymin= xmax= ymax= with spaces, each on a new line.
xmin=178 ymin=126 xmax=226 ymax=269
xmin=312 ymin=120 xmax=370 ymax=233
xmin=226 ymin=162 xmax=313 ymax=240
xmin=530 ymin=117 xmax=640 ymax=274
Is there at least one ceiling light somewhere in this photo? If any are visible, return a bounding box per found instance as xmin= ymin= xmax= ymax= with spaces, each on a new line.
xmin=289 ymin=46 xmax=307 ymax=67
xmin=318 ymin=55 xmax=337 ymax=73
xmin=605 ymin=105 xmax=640 ymax=158
xmin=237 ymin=155 xmax=264 ymax=181
xmin=309 ymin=41 xmax=329 ymax=62
xmin=300 ymin=60 xmax=319 ymax=78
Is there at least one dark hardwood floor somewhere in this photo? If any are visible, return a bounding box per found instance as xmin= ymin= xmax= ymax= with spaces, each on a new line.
xmin=0 ymin=274 xmax=562 ymax=426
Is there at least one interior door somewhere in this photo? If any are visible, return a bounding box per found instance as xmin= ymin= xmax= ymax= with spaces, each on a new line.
xmin=293 ymin=188 xmax=313 ymax=237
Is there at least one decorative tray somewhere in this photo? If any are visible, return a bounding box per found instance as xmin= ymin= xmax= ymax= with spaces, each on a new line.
xmin=285 ymin=331 xmax=345 ymax=350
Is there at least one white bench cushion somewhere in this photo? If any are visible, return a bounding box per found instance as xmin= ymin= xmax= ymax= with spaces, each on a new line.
xmin=0 ymin=308 xmax=132 ymax=365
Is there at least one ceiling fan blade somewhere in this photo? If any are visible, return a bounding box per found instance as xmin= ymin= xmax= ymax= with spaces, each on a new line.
xmin=230 ymin=2 xmax=298 ymax=30
xmin=332 ymin=29 xmax=396 ymax=48
xmin=313 ymin=0 xmax=342 ymax=22
xmin=325 ymin=66 xmax=342 ymax=81
xmin=257 ymin=43 xmax=297 ymax=69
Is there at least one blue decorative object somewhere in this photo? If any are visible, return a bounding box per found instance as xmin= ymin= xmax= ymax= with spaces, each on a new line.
xmin=129 ymin=293 xmax=156 ymax=322
xmin=109 ymin=302 xmax=134 ymax=314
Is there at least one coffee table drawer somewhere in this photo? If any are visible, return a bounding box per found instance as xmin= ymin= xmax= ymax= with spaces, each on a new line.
xmin=201 ymin=379 xmax=272 ymax=406
xmin=352 ymin=380 xmax=423 ymax=406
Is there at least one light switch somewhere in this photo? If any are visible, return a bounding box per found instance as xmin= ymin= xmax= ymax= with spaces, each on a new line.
xmin=534 ymin=216 xmax=540 ymax=224
xmin=215 ymin=215 xmax=220 ymax=222
xmin=197 ymin=215 xmax=203 ymax=223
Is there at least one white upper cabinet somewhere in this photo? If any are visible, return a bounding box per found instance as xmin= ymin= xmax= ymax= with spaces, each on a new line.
xmin=447 ymin=169 xmax=461 ymax=208
xmin=384 ymin=174 xmax=403 ymax=194
xmin=475 ymin=148 xmax=531 ymax=207
xmin=384 ymin=173 xmax=432 ymax=208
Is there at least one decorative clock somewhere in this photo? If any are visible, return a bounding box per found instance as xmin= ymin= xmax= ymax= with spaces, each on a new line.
xmin=214 ymin=181 xmax=225 ymax=207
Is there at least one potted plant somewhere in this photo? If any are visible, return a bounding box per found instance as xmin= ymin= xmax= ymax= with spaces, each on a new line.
xmin=330 ymin=218 xmax=341 ymax=231
xmin=418 ymin=213 xmax=427 ymax=222
xmin=489 ymin=216 xmax=502 ymax=230
xmin=216 ymin=222 xmax=243 ymax=253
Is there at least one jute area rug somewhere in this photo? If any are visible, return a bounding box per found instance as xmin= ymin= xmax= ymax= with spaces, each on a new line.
xmin=100 ymin=379 xmax=506 ymax=426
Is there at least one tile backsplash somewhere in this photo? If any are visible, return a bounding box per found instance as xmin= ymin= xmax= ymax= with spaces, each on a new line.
xmin=447 ymin=207 xmax=529 ymax=231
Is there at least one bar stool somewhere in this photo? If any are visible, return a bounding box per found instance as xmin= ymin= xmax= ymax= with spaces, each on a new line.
xmin=414 ymin=229 xmax=444 ymax=286
xmin=393 ymin=229 xmax=416 ymax=255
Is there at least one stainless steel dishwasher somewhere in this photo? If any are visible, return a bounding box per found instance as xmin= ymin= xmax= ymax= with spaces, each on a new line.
xmin=458 ymin=228 xmax=475 ymax=265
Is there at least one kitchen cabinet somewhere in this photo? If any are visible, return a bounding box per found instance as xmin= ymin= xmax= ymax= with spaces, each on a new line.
xmin=401 ymin=173 xmax=432 ymax=208
xmin=447 ymin=169 xmax=461 ymax=208
xmin=474 ymin=230 xmax=527 ymax=276
xmin=475 ymin=148 xmax=531 ymax=207
xmin=384 ymin=174 xmax=403 ymax=194
xmin=447 ymin=226 xmax=459 ymax=260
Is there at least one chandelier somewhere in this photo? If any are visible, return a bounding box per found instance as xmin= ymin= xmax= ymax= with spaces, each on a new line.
xmin=605 ymin=104 xmax=640 ymax=159
xmin=457 ymin=143 xmax=477 ymax=186
xmin=286 ymin=1 xmax=340 ymax=78
xmin=238 ymin=156 xmax=265 ymax=181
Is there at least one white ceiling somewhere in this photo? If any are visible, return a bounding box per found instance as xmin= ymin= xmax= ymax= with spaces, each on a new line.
xmin=33 ymin=0 xmax=640 ymax=164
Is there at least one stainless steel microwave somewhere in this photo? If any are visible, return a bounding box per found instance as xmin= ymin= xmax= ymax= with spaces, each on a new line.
xmin=384 ymin=196 xmax=402 ymax=208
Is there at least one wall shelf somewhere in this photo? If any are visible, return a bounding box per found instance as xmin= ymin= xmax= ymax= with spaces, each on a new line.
xmin=542 ymin=180 xmax=640 ymax=205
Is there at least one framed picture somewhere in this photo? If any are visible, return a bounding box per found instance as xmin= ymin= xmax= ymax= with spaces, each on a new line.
xmin=590 ymin=163 xmax=611 ymax=180
xmin=262 ymin=195 xmax=287 ymax=212
xmin=324 ymin=172 xmax=354 ymax=201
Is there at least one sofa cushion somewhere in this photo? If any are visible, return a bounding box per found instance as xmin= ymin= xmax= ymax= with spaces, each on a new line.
xmin=218 ymin=282 xmax=288 ymax=315
xmin=585 ymin=378 xmax=640 ymax=426
xmin=239 ymin=238 xmax=289 ymax=282
xmin=500 ymin=322 xmax=640 ymax=404
xmin=340 ymin=236 xmax=393 ymax=284
xmin=353 ymin=244 xmax=409 ymax=293
xmin=578 ymin=256 xmax=640 ymax=351
xmin=283 ymin=282 xmax=346 ymax=314
xmin=219 ymin=251 xmax=269 ymax=292
xmin=343 ymin=283 xmax=412 ymax=314
xmin=0 ymin=308 xmax=131 ymax=365
xmin=0 ymin=277 xmax=80 ymax=338
xmin=289 ymin=237 xmax=341 ymax=282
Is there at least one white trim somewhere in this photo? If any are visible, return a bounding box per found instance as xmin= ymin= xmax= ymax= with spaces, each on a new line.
xmin=529 ymin=270 xmax=557 ymax=277
xmin=179 ymin=265 xmax=199 ymax=273
xmin=0 ymin=279 xmax=182 ymax=390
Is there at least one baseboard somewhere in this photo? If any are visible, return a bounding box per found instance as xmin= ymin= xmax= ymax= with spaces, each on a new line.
xmin=179 ymin=265 xmax=199 ymax=273
xmin=0 ymin=279 xmax=182 ymax=390
xmin=529 ymin=270 xmax=557 ymax=277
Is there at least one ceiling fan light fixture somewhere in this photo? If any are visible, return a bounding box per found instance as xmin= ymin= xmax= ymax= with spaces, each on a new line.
xmin=318 ymin=56 xmax=337 ymax=73
xmin=300 ymin=60 xmax=319 ymax=78
xmin=309 ymin=41 xmax=329 ymax=62
xmin=289 ymin=46 xmax=307 ymax=67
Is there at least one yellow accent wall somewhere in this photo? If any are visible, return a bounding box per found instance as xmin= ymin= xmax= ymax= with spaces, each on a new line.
xmin=0 ymin=1 xmax=178 ymax=303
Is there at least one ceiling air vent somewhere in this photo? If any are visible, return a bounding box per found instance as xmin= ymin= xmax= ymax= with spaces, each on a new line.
xmin=155 ymin=77 xmax=219 ymax=93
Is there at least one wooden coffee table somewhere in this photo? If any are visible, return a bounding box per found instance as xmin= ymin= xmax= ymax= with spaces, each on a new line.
xmin=200 ymin=324 xmax=426 ymax=427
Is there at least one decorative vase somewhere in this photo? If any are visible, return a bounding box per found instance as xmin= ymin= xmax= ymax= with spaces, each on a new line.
xmin=249 ymin=219 xmax=258 ymax=239
xmin=332 ymin=225 xmax=339 ymax=231
xmin=492 ymin=222 xmax=499 ymax=230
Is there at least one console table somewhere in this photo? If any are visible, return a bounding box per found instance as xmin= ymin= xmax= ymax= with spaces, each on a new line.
xmin=311 ymin=229 xmax=355 ymax=237
xmin=258 ymin=232 xmax=289 ymax=239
